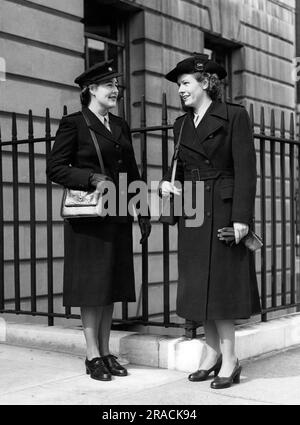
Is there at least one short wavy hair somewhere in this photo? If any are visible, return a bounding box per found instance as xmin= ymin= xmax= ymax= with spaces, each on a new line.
xmin=80 ymin=86 xmax=91 ymax=106
xmin=194 ymin=71 xmax=223 ymax=101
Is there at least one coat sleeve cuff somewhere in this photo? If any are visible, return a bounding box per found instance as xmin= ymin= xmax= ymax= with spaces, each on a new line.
xmin=231 ymin=213 xmax=254 ymax=226
xmin=158 ymin=180 xmax=164 ymax=198
xmin=70 ymin=168 xmax=94 ymax=191
xmin=158 ymin=178 xmax=172 ymax=198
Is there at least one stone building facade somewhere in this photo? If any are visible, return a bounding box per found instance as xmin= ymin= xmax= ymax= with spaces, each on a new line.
xmin=0 ymin=0 xmax=298 ymax=327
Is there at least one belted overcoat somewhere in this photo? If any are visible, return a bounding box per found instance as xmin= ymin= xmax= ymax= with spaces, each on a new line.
xmin=46 ymin=107 xmax=142 ymax=307
xmin=166 ymin=101 xmax=261 ymax=321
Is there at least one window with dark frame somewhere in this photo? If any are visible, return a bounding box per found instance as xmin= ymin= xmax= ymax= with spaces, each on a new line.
xmin=204 ymin=47 xmax=231 ymax=102
xmin=83 ymin=1 xmax=131 ymax=122
xmin=204 ymin=35 xmax=240 ymax=103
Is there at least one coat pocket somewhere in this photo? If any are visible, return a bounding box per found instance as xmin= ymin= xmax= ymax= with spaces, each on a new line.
xmin=220 ymin=180 xmax=234 ymax=200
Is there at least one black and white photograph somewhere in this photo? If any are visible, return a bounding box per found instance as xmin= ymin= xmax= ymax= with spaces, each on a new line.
xmin=0 ymin=0 xmax=300 ymax=409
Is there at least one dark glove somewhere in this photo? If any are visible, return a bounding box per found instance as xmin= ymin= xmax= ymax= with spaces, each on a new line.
xmin=217 ymin=227 xmax=236 ymax=247
xmin=89 ymin=173 xmax=113 ymax=189
xmin=138 ymin=217 xmax=151 ymax=244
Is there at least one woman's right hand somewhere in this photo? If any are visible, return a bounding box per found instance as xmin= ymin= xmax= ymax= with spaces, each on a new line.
xmin=160 ymin=180 xmax=182 ymax=196
xmin=89 ymin=173 xmax=113 ymax=188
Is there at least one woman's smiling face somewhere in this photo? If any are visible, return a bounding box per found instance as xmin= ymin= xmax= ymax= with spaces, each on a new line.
xmin=177 ymin=73 xmax=208 ymax=110
xmin=90 ymin=78 xmax=119 ymax=111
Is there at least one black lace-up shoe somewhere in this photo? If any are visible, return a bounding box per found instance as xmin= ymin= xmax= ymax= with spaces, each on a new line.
xmin=85 ymin=357 xmax=112 ymax=381
xmin=102 ymin=354 xmax=128 ymax=376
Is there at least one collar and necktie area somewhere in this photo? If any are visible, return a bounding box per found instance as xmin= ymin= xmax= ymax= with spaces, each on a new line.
xmin=193 ymin=110 xmax=208 ymax=127
xmin=193 ymin=101 xmax=214 ymax=128
xmin=194 ymin=113 xmax=200 ymax=128
xmin=98 ymin=114 xmax=111 ymax=132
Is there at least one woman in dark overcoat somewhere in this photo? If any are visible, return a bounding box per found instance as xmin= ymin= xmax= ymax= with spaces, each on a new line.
xmin=46 ymin=61 xmax=151 ymax=381
xmin=161 ymin=54 xmax=261 ymax=389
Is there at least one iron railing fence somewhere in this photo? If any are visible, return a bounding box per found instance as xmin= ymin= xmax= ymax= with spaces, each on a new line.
xmin=0 ymin=95 xmax=300 ymax=337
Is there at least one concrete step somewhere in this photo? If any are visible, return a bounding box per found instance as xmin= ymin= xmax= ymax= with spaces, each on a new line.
xmin=1 ymin=313 xmax=300 ymax=372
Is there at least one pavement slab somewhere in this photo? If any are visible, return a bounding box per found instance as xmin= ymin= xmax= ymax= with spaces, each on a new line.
xmin=0 ymin=343 xmax=299 ymax=405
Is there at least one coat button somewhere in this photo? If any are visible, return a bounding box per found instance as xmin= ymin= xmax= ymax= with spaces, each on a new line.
xmin=118 ymin=159 xmax=123 ymax=165
xmin=206 ymin=212 xmax=211 ymax=218
xmin=205 ymin=185 xmax=211 ymax=192
xmin=205 ymin=159 xmax=211 ymax=165
xmin=115 ymin=144 xmax=120 ymax=149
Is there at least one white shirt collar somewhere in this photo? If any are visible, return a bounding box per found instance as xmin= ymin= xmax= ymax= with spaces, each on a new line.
xmin=98 ymin=113 xmax=109 ymax=124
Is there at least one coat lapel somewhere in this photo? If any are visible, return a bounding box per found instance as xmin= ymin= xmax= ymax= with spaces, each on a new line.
xmin=180 ymin=111 xmax=208 ymax=158
xmin=195 ymin=102 xmax=227 ymax=144
xmin=83 ymin=107 xmax=122 ymax=145
xmin=201 ymin=102 xmax=228 ymax=158
xmin=108 ymin=113 xmax=122 ymax=142
xmin=180 ymin=102 xmax=228 ymax=158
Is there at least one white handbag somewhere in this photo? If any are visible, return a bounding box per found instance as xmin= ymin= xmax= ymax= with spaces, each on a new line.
xmin=60 ymin=110 xmax=106 ymax=219
xmin=61 ymin=186 xmax=106 ymax=218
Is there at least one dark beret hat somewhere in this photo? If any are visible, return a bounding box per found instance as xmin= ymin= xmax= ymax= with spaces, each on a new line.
xmin=74 ymin=60 xmax=122 ymax=88
xmin=165 ymin=53 xmax=227 ymax=82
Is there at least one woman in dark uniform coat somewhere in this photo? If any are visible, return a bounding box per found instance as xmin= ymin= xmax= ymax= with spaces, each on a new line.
xmin=46 ymin=61 xmax=151 ymax=381
xmin=161 ymin=54 xmax=261 ymax=389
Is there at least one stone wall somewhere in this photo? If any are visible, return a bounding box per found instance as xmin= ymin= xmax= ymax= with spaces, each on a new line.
xmin=0 ymin=0 xmax=298 ymax=326
xmin=0 ymin=0 xmax=84 ymax=140
xmin=0 ymin=0 xmax=84 ymax=320
xmin=125 ymin=0 xmax=297 ymax=321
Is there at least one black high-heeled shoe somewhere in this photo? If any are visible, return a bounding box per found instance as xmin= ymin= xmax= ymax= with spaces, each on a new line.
xmin=188 ymin=355 xmax=222 ymax=382
xmin=210 ymin=360 xmax=242 ymax=389
xmin=85 ymin=357 xmax=112 ymax=381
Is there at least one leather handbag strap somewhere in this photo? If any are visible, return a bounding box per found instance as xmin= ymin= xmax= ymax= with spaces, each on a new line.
xmin=171 ymin=115 xmax=187 ymax=184
xmin=81 ymin=110 xmax=105 ymax=173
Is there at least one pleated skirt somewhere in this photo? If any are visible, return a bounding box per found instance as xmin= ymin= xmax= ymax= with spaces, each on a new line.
xmin=63 ymin=219 xmax=136 ymax=307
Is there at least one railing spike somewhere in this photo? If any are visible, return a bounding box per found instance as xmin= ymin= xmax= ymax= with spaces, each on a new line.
xmin=260 ymin=106 xmax=265 ymax=135
xmin=28 ymin=110 xmax=33 ymax=139
xmin=289 ymin=112 xmax=295 ymax=140
xmin=140 ymin=95 xmax=146 ymax=127
xmin=280 ymin=110 xmax=285 ymax=138
xmin=12 ymin=112 xmax=17 ymax=140
xmin=249 ymin=103 xmax=254 ymax=130
xmin=45 ymin=108 xmax=51 ymax=137
xmin=270 ymin=109 xmax=275 ymax=137
xmin=162 ymin=93 xmax=167 ymax=125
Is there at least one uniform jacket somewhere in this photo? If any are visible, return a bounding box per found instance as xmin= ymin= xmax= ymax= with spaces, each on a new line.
xmin=165 ymin=101 xmax=261 ymax=321
xmin=46 ymin=107 xmax=143 ymax=222
xmin=172 ymin=100 xmax=257 ymax=225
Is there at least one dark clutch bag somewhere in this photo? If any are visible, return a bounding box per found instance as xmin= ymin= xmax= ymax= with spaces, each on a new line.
xmin=242 ymin=230 xmax=263 ymax=251
xmin=218 ymin=227 xmax=263 ymax=251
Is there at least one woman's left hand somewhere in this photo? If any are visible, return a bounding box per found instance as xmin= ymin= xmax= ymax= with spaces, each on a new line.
xmin=233 ymin=222 xmax=249 ymax=244
xmin=138 ymin=217 xmax=152 ymax=244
